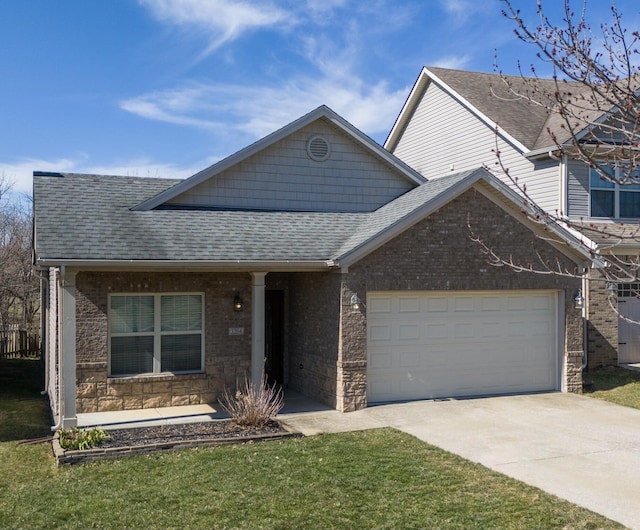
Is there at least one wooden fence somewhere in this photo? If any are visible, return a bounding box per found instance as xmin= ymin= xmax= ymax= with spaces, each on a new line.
xmin=0 ymin=326 xmax=40 ymax=359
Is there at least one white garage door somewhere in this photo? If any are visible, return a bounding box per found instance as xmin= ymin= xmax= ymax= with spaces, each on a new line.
xmin=367 ymin=291 xmax=560 ymax=403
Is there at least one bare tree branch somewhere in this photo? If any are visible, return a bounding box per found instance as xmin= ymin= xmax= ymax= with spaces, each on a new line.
xmin=500 ymin=0 xmax=640 ymax=183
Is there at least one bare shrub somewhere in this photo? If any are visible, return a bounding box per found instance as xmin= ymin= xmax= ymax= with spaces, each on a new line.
xmin=218 ymin=374 xmax=284 ymax=427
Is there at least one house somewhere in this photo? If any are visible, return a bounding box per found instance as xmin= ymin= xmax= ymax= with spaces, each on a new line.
xmin=385 ymin=66 xmax=640 ymax=369
xmin=34 ymin=106 xmax=591 ymax=428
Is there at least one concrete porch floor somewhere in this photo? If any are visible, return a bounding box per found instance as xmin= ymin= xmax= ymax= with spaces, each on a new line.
xmin=76 ymin=390 xmax=331 ymax=430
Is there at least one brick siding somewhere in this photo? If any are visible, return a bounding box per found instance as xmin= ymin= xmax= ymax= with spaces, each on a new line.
xmin=285 ymin=272 xmax=342 ymax=408
xmin=586 ymin=270 xmax=619 ymax=367
xmin=337 ymin=187 xmax=583 ymax=410
xmin=71 ymin=187 xmax=584 ymax=414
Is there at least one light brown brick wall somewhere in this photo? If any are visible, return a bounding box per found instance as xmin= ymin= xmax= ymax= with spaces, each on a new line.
xmin=586 ymin=270 xmax=618 ymax=367
xmin=75 ymin=271 xmax=252 ymax=413
xmin=286 ymin=272 xmax=342 ymax=408
xmin=72 ymin=188 xmax=585 ymax=414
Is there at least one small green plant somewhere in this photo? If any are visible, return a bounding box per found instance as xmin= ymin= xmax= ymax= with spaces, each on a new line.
xmin=58 ymin=426 xmax=109 ymax=450
xmin=219 ymin=374 xmax=284 ymax=427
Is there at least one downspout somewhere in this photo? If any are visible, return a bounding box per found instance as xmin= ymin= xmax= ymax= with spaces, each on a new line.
xmin=39 ymin=272 xmax=48 ymax=394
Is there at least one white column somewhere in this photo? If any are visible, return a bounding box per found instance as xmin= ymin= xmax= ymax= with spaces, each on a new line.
xmin=251 ymin=272 xmax=267 ymax=388
xmin=48 ymin=268 xmax=59 ymax=418
xmin=61 ymin=268 xmax=77 ymax=428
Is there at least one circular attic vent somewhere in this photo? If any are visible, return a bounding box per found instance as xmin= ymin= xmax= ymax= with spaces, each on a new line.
xmin=306 ymin=135 xmax=331 ymax=162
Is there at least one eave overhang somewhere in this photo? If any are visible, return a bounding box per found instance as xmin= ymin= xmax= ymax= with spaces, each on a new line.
xmin=35 ymin=258 xmax=337 ymax=273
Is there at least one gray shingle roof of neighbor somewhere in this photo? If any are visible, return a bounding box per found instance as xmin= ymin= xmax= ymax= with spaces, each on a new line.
xmin=413 ymin=67 xmax=592 ymax=152
xmin=32 ymin=169 xmax=483 ymax=266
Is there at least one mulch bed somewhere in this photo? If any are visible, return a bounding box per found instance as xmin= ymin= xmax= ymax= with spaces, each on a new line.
xmin=97 ymin=419 xmax=288 ymax=449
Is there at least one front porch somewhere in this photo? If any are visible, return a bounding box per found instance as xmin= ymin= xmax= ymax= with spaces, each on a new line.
xmin=76 ymin=390 xmax=331 ymax=430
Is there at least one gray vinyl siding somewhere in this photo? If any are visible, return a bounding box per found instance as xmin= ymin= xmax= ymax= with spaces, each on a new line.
xmin=167 ymin=121 xmax=415 ymax=212
xmin=566 ymin=159 xmax=589 ymax=219
xmin=391 ymin=81 xmax=561 ymax=213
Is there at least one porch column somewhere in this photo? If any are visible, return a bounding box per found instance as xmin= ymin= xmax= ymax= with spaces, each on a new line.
xmin=251 ymin=272 xmax=267 ymax=388
xmin=61 ymin=268 xmax=77 ymax=428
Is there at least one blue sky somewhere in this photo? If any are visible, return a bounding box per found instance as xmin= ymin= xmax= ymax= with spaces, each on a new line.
xmin=1 ymin=0 xmax=637 ymax=195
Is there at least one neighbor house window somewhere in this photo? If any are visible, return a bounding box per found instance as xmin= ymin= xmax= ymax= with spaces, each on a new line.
xmin=618 ymin=283 xmax=640 ymax=298
xmin=109 ymin=293 xmax=203 ymax=376
xmin=590 ymin=165 xmax=640 ymax=218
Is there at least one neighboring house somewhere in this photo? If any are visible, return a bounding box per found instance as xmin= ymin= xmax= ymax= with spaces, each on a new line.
xmin=385 ymin=66 xmax=640 ymax=369
xmin=34 ymin=106 xmax=590 ymax=428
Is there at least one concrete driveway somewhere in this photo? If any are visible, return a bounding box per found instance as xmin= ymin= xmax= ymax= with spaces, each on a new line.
xmin=280 ymin=393 xmax=640 ymax=529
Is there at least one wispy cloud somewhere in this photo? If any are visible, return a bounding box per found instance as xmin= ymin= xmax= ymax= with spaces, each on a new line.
xmin=138 ymin=0 xmax=293 ymax=58
xmin=432 ymin=55 xmax=473 ymax=70
xmin=126 ymin=0 xmax=415 ymax=142
xmin=120 ymin=72 xmax=409 ymax=143
xmin=1 ymin=158 xmax=79 ymax=194
xmin=438 ymin=0 xmax=495 ymax=26
xmin=1 ymin=155 xmax=216 ymax=196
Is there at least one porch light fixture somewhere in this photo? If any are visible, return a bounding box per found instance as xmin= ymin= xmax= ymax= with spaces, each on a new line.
xmin=233 ymin=293 xmax=244 ymax=312
xmin=350 ymin=293 xmax=361 ymax=313
xmin=606 ymin=282 xmax=617 ymax=298
xmin=573 ymin=289 xmax=584 ymax=310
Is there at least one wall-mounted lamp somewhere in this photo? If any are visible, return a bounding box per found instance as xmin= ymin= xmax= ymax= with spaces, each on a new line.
xmin=574 ymin=289 xmax=584 ymax=310
xmin=350 ymin=293 xmax=361 ymax=313
xmin=606 ymin=282 xmax=617 ymax=298
xmin=233 ymin=293 xmax=244 ymax=312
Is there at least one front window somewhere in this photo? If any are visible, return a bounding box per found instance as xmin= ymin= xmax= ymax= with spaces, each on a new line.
xmin=590 ymin=165 xmax=640 ymax=219
xmin=109 ymin=293 xmax=204 ymax=376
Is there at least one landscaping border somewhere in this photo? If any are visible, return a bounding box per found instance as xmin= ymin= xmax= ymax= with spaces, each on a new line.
xmin=52 ymin=424 xmax=302 ymax=466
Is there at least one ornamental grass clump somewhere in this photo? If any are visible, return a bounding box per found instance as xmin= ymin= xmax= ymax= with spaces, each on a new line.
xmin=219 ymin=375 xmax=284 ymax=427
xmin=58 ymin=427 xmax=109 ymax=450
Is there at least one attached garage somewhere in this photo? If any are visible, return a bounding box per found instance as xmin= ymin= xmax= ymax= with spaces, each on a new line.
xmin=367 ymin=290 xmax=561 ymax=403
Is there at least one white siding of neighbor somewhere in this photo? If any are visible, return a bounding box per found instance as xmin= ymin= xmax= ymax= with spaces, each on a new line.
xmin=391 ymin=82 xmax=562 ymax=213
xmin=566 ymin=159 xmax=590 ymax=219
xmin=167 ymin=120 xmax=415 ymax=212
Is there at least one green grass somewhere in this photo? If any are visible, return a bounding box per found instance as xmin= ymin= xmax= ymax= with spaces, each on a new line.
xmin=0 ymin=357 xmax=51 ymax=441
xmin=0 ymin=430 xmax=622 ymax=529
xmin=584 ymin=366 xmax=640 ymax=409
xmin=0 ymin=358 xmax=623 ymax=529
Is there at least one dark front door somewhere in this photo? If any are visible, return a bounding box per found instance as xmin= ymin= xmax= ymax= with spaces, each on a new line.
xmin=265 ymin=290 xmax=284 ymax=386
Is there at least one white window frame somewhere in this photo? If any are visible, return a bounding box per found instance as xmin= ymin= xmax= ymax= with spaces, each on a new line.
xmin=108 ymin=292 xmax=205 ymax=377
xmin=589 ymin=165 xmax=640 ymax=219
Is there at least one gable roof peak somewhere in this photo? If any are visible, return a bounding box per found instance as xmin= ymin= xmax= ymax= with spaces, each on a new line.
xmin=386 ymin=65 xmax=590 ymax=154
xmin=133 ymin=105 xmax=425 ymax=212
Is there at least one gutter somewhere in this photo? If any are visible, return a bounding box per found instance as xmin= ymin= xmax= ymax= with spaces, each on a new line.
xmin=36 ymin=259 xmax=336 ymax=271
xmin=524 ymin=146 xmax=563 ymax=160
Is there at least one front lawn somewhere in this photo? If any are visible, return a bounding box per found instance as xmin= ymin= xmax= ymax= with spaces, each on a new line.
xmin=584 ymin=366 xmax=640 ymax=409
xmin=0 ymin=429 xmax=622 ymax=529
xmin=0 ymin=358 xmax=622 ymax=529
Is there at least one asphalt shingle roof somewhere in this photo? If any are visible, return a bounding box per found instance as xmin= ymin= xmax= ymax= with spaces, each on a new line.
xmin=335 ymin=170 xmax=475 ymax=257
xmin=34 ymin=173 xmax=364 ymax=262
xmin=34 ymin=169 xmax=490 ymax=266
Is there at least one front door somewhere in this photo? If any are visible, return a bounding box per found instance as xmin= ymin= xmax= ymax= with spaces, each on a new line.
xmin=265 ymin=290 xmax=284 ymax=385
